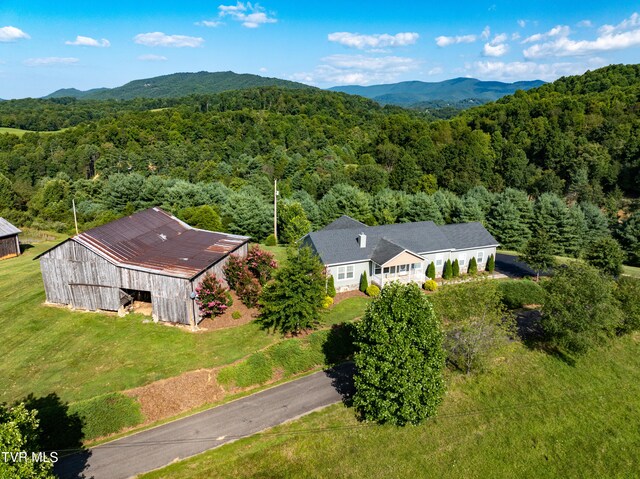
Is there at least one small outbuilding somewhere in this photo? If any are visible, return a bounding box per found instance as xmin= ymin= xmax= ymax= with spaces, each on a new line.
xmin=0 ymin=217 xmax=21 ymax=260
xmin=36 ymin=207 xmax=249 ymax=325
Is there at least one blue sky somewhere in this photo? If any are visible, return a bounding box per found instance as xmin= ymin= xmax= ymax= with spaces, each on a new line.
xmin=1 ymin=1 xmax=639 ymax=98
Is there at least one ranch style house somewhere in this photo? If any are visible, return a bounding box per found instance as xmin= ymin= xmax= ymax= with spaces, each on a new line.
xmin=303 ymin=215 xmax=499 ymax=292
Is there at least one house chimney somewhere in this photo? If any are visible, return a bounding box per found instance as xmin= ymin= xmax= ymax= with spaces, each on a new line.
xmin=359 ymin=232 xmax=367 ymax=248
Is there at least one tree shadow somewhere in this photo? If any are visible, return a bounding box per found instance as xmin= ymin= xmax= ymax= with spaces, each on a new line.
xmin=322 ymin=323 xmax=357 ymax=406
xmin=20 ymin=243 xmax=34 ymax=252
xmin=514 ymin=310 xmax=577 ymax=366
xmin=19 ymin=393 xmax=92 ymax=479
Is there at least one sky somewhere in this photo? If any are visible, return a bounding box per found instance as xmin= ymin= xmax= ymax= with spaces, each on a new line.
xmin=1 ymin=1 xmax=639 ymax=98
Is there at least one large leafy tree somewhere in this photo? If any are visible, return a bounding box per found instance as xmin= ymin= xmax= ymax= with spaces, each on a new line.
xmin=353 ymin=282 xmax=445 ymax=425
xmin=584 ymin=237 xmax=624 ymax=277
xmin=542 ymin=263 xmax=623 ymax=357
xmin=520 ymin=231 xmax=556 ymax=280
xmin=259 ymin=247 xmax=326 ymax=334
xmin=0 ymin=403 xmax=56 ymax=479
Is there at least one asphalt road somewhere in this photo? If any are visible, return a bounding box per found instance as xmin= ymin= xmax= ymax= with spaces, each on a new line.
xmin=495 ymin=252 xmax=543 ymax=278
xmin=55 ymin=364 xmax=353 ymax=479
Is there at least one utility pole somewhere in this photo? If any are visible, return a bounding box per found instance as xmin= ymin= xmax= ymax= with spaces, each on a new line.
xmin=273 ymin=178 xmax=278 ymax=243
xmin=72 ymin=199 xmax=79 ymax=235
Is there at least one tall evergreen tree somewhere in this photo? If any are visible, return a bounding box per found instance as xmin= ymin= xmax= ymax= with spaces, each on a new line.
xmin=520 ymin=231 xmax=556 ymax=280
xmin=486 ymin=198 xmax=531 ymax=251
xmin=426 ymin=261 xmax=436 ymax=280
xmin=452 ymin=259 xmax=460 ymax=277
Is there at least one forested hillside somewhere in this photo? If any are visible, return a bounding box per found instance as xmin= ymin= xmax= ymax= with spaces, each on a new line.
xmin=44 ymin=71 xmax=312 ymax=100
xmin=0 ymin=65 xmax=638 ymax=264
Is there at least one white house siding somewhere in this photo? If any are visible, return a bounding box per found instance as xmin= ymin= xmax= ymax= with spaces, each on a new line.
xmin=327 ymin=261 xmax=370 ymax=292
xmin=453 ymin=246 xmax=496 ymax=273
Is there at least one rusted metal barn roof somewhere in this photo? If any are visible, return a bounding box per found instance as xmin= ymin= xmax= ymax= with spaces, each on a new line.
xmin=0 ymin=217 xmax=21 ymax=239
xmin=39 ymin=208 xmax=249 ymax=279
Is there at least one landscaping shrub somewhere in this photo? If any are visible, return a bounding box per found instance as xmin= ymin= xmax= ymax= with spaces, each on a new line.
xmin=264 ymin=234 xmax=277 ymax=246
xmin=443 ymin=259 xmax=453 ymax=279
xmin=235 ymin=275 xmax=261 ymax=308
xmin=452 ymin=259 xmax=460 ymax=277
xmin=195 ymin=274 xmax=232 ymax=318
xmin=322 ymin=296 xmax=334 ymax=309
xmin=426 ymin=261 xmax=436 ymax=280
xmin=359 ymin=271 xmax=369 ymax=292
xmin=223 ymin=255 xmax=246 ymax=290
xmin=497 ymin=279 xmax=545 ymax=310
xmin=616 ymin=277 xmax=640 ymax=334
xmin=232 ymin=310 xmax=242 ymax=320
xmin=365 ymin=285 xmax=380 ymax=297
xmin=468 ymin=257 xmax=478 ymax=275
xmin=268 ymin=339 xmax=324 ymax=376
xmin=327 ymin=275 xmax=336 ymax=298
xmin=245 ymin=246 xmax=277 ymax=285
xmin=69 ymin=393 xmax=143 ymax=440
xmin=423 ymin=279 xmax=438 ymax=291
xmin=486 ymin=254 xmax=495 ymax=273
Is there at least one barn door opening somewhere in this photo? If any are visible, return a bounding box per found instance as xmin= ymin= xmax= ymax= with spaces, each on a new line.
xmin=120 ymin=288 xmax=152 ymax=317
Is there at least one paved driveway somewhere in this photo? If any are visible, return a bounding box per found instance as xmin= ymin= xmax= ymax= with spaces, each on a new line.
xmin=55 ymin=364 xmax=354 ymax=479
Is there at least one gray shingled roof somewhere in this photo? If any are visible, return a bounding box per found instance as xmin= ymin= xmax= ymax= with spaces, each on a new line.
xmin=322 ymin=215 xmax=367 ymax=231
xmin=0 ymin=218 xmax=21 ymax=239
xmin=304 ymin=217 xmax=498 ymax=265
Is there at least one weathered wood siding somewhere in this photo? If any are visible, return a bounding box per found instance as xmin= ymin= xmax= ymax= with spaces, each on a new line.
xmin=39 ymin=240 xmax=193 ymax=324
xmin=0 ymin=235 xmax=20 ymax=259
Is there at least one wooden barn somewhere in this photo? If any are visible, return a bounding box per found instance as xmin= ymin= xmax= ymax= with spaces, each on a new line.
xmin=36 ymin=207 xmax=249 ymax=326
xmin=0 ymin=217 xmax=21 ymax=260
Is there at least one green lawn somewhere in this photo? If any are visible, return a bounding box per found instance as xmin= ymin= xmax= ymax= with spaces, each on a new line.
xmin=143 ymin=335 xmax=640 ymax=479
xmin=257 ymin=243 xmax=288 ymax=266
xmin=0 ymin=241 xmax=368 ymax=406
xmin=497 ymin=248 xmax=640 ymax=278
xmin=0 ymin=127 xmax=65 ymax=136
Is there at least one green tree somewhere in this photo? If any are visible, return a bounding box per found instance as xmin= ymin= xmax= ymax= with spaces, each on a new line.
xmin=353 ymin=282 xmax=445 ymax=425
xmin=486 ymin=254 xmax=495 ymax=273
xmin=402 ymin=192 xmax=443 ymax=224
xmin=224 ymin=188 xmax=273 ymax=240
xmin=279 ymin=200 xmax=312 ymax=244
xmin=486 ymin=193 xmax=532 ymax=251
xmin=0 ymin=172 xmax=16 ymax=210
xmin=359 ymin=271 xmax=368 ymax=292
xmin=584 ymin=237 xmax=624 ymax=277
xmin=259 ymin=247 xmax=326 ymax=334
xmin=178 ymin=205 xmax=222 ymax=231
xmin=467 ymin=256 xmax=478 ymax=275
xmin=0 ymin=403 xmax=56 ymax=478
xmin=442 ymin=259 xmax=453 ymax=280
xmin=318 ymin=184 xmax=372 ymax=225
xmin=426 ymin=261 xmax=436 ymax=280
xmin=616 ymin=213 xmax=640 ymax=266
xmin=520 ymin=232 xmax=556 ymax=280
xmin=452 ymin=259 xmax=460 ymax=277
xmin=433 ymin=281 xmax=512 ymax=373
xmin=616 ymin=277 xmax=640 ymax=333
xmin=542 ymin=263 xmax=623 ymax=357
xmin=326 ymin=275 xmax=336 ymax=298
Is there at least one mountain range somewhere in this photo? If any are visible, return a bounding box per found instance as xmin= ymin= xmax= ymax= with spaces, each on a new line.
xmin=329 ymin=77 xmax=545 ymax=106
xmin=43 ymin=71 xmax=545 ymax=108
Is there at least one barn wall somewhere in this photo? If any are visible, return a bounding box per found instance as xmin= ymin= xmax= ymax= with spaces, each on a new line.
xmin=0 ymin=235 xmax=19 ymax=259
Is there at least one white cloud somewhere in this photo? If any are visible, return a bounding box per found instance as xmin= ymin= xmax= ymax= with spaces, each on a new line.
xmin=481 ymin=26 xmax=491 ymax=41
xmin=0 ymin=26 xmax=30 ymax=42
xmin=138 ymin=54 xmax=167 ymax=61
xmin=134 ymin=32 xmax=204 ymax=48
xmin=217 ymin=2 xmax=277 ymax=28
xmin=523 ymin=28 xmax=640 ymax=58
xmin=427 ymin=66 xmax=443 ymax=75
xmin=598 ymin=12 xmax=639 ymax=34
xmin=24 ymin=57 xmax=79 ymax=67
xmin=328 ymin=32 xmax=419 ymax=50
xmin=435 ymin=34 xmax=476 ymax=47
xmin=522 ymin=25 xmax=570 ymax=43
xmin=511 ymin=32 xmax=521 ymax=41
xmin=468 ymin=59 xmax=604 ymax=81
xmin=259 ymin=67 xmax=268 ymax=72
xmin=196 ymin=20 xmax=224 ymax=27
xmin=291 ymin=54 xmax=419 ymax=85
xmin=65 ymin=35 xmax=110 ymax=47
xmin=577 ymin=20 xmax=593 ymax=28
xmin=517 ymin=19 xmax=527 ymax=28
xmin=483 ymin=33 xmax=509 ymax=57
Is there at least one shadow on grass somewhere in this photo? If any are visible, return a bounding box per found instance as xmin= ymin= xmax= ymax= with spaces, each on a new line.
xmin=19 ymin=393 xmax=92 ymax=479
xmin=514 ymin=310 xmax=577 ymax=366
xmin=20 ymin=243 xmax=34 ymax=252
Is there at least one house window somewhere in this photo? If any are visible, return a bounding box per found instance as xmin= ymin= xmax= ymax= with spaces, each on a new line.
xmin=398 ymin=264 xmax=408 ymax=275
xmin=411 ymin=262 xmax=422 ymax=272
xmin=435 ymin=256 xmax=443 ymax=267
xmin=337 ymin=265 xmax=355 ymax=281
xmin=477 ymin=251 xmax=484 ymax=263
xmin=459 ymin=254 xmax=466 ymax=267
xmin=374 ymin=264 xmax=381 ymax=275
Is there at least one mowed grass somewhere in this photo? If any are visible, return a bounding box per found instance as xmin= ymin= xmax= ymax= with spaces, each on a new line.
xmin=0 ymin=127 xmax=66 ymax=137
xmin=497 ymin=248 xmax=640 ymax=278
xmin=143 ymin=335 xmax=640 ymax=479
xmin=0 ymin=242 xmax=277 ymax=404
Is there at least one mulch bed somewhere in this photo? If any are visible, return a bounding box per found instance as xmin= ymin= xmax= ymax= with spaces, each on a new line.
xmin=197 ymin=290 xmax=259 ymax=332
xmin=333 ymin=289 xmax=367 ymax=305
